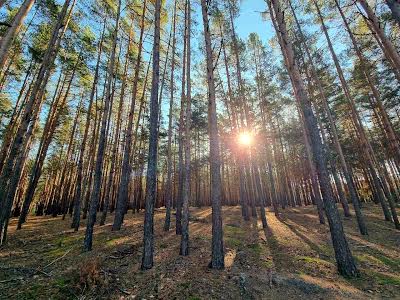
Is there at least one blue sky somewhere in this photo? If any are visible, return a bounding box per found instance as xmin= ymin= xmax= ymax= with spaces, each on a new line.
xmin=235 ymin=0 xmax=274 ymax=43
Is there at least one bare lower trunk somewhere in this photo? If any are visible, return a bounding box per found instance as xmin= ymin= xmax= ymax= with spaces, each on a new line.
xmin=180 ymin=0 xmax=191 ymax=256
xmin=201 ymin=0 xmax=224 ymax=269
xmin=141 ymin=0 xmax=161 ymax=270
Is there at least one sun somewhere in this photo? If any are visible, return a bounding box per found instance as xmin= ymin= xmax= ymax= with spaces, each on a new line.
xmin=238 ymin=132 xmax=253 ymax=146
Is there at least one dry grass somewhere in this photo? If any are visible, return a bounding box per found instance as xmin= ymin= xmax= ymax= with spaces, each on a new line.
xmin=0 ymin=204 xmax=399 ymax=299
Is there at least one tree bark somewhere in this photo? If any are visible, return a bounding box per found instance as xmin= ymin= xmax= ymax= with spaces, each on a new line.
xmin=0 ymin=0 xmax=35 ymax=69
xmin=268 ymin=0 xmax=358 ymax=277
xmin=0 ymin=0 xmax=74 ymax=246
xmin=71 ymin=20 xmax=106 ymax=231
xmin=164 ymin=0 xmax=177 ymax=232
xmin=201 ymin=0 xmax=224 ymax=269
xmin=112 ymin=0 xmax=147 ymax=231
xmin=83 ymin=0 xmax=121 ymax=251
xmin=358 ymin=0 xmax=400 ymax=71
xmin=141 ymin=0 xmax=161 ymax=270
xmin=180 ymin=0 xmax=191 ymax=256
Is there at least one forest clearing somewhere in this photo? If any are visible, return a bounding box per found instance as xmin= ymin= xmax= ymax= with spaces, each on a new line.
xmin=1 ymin=0 xmax=400 ymax=299
xmin=1 ymin=206 xmax=399 ymax=299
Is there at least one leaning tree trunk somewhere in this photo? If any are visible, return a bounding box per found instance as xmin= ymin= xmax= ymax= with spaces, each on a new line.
xmin=268 ymin=0 xmax=358 ymax=277
xmin=83 ymin=0 xmax=121 ymax=251
xmin=112 ymin=0 xmax=147 ymax=231
xmin=0 ymin=0 xmax=35 ymax=69
xmin=314 ymin=0 xmax=397 ymax=228
xmin=335 ymin=0 xmax=400 ymax=166
xmin=358 ymin=0 xmax=400 ymax=71
xmin=17 ymin=72 xmax=67 ymax=228
xmin=0 ymin=0 xmax=74 ymax=246
xmin=71 ymin=20 xmax=106 ymax=231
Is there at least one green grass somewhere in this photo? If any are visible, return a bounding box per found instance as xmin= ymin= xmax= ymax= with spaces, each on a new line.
xmin=372 ymin=272 xmax=400 ymax=286
xmin=224 ymin=224 xmax=245 ymax=236
xmin=224 ymin=224 xmax=245 ymax=248
xmin=296 ymin=255 xmax=333 ymax=266
xmin=356 ymin=254 xmax=385 ymax=266
xmin=375 ymin=254 xmax=400 ymax=270
xmin=225 ymin=237 xmax=243 ymax=248
xmin=48 ymin=235 xmax=80 ymax=258
xmin=248 ymin=243 xmax=262 ymax=255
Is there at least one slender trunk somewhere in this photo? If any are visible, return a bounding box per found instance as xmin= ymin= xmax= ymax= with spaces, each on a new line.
xmin=83 ymin=0 xmax=121 ymax=251
xmin=164 ymin=0 xmax=177 ymax=232
xmin=336 ymin=0 xmax=400 ymax=166
xmin=112 ymin=0 xmax=147 ymax=231
xmin=141 ymin=0 xmax=161 ymax=270
xmin=315 ymin=0 xmax=382 ymax=233
xmin=180 ymin=0 xmax=191 ymax=256
xmin=201 ymin=0 xmax=224 ymax=269
xmin=17 ymin=71 xmax=66 ymax=228
xmin=0 ymin=0 xmax=74 ymax=246
xmin=0 ymin=0 xmax=35 ymax=69
xmin=71 ymin=20 xmax=106 ymax=230
xmin=176 ymin=2 xmax=188 ymax=235
xmin=100 ymin=21 xmax=132 ymax=226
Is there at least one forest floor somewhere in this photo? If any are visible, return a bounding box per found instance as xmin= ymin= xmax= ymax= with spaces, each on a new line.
xmin=1 ymin=204 xmax=400 ymax=299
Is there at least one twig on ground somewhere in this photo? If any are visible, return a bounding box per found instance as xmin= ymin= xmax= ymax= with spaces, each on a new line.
xmin=43 ymin=247 xmax=73 ymax=269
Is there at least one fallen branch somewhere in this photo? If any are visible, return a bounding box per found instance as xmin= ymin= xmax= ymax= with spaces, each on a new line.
xmin=32 ymin=247 xmax=74 ymax=276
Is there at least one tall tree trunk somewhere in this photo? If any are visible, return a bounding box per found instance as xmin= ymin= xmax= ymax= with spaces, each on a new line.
xmin=176 ymin=2 xmax=188 ymax=235
xmin=314 ymin=0 xmax=391 ymax=229
xmin=268 ymin=0 xmax=358 ymax=277
xmin=141 ymin=0 xmax=161 ymax=270
xmin=336 ymin=0 xmax=400 ymax=166
xmin=100 ymin=20 xmax=133 ymax=226
xmin=288 ymin=0 xmax=362 ymax=226
xmin=83 ymin=0 xmax=121 ymax=251
xmin=0 ymin=0 xmax=35 ymax=69
xmin=0 ymin=0 xmax=75 ymax=246
xmin=164 ymin=0 xmax=177 ymax=232
xmin=201 ymin=0 xmax=224 ymax=269
xmin=71 ymin=20 xmax=106 ymax=231
xmin=17 ymin=71 xmax=66 ymax=227
xmin=180 ymin=0 xmax=191 ymax=256
xmin=358 ymin=0 xmax=400 ymax=71
xmin=112 ymin=0 xmax=147 ymax=231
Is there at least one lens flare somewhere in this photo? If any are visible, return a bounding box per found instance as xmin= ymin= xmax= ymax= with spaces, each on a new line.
xmin=238 ymin=132 xmax=252 ymax=146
